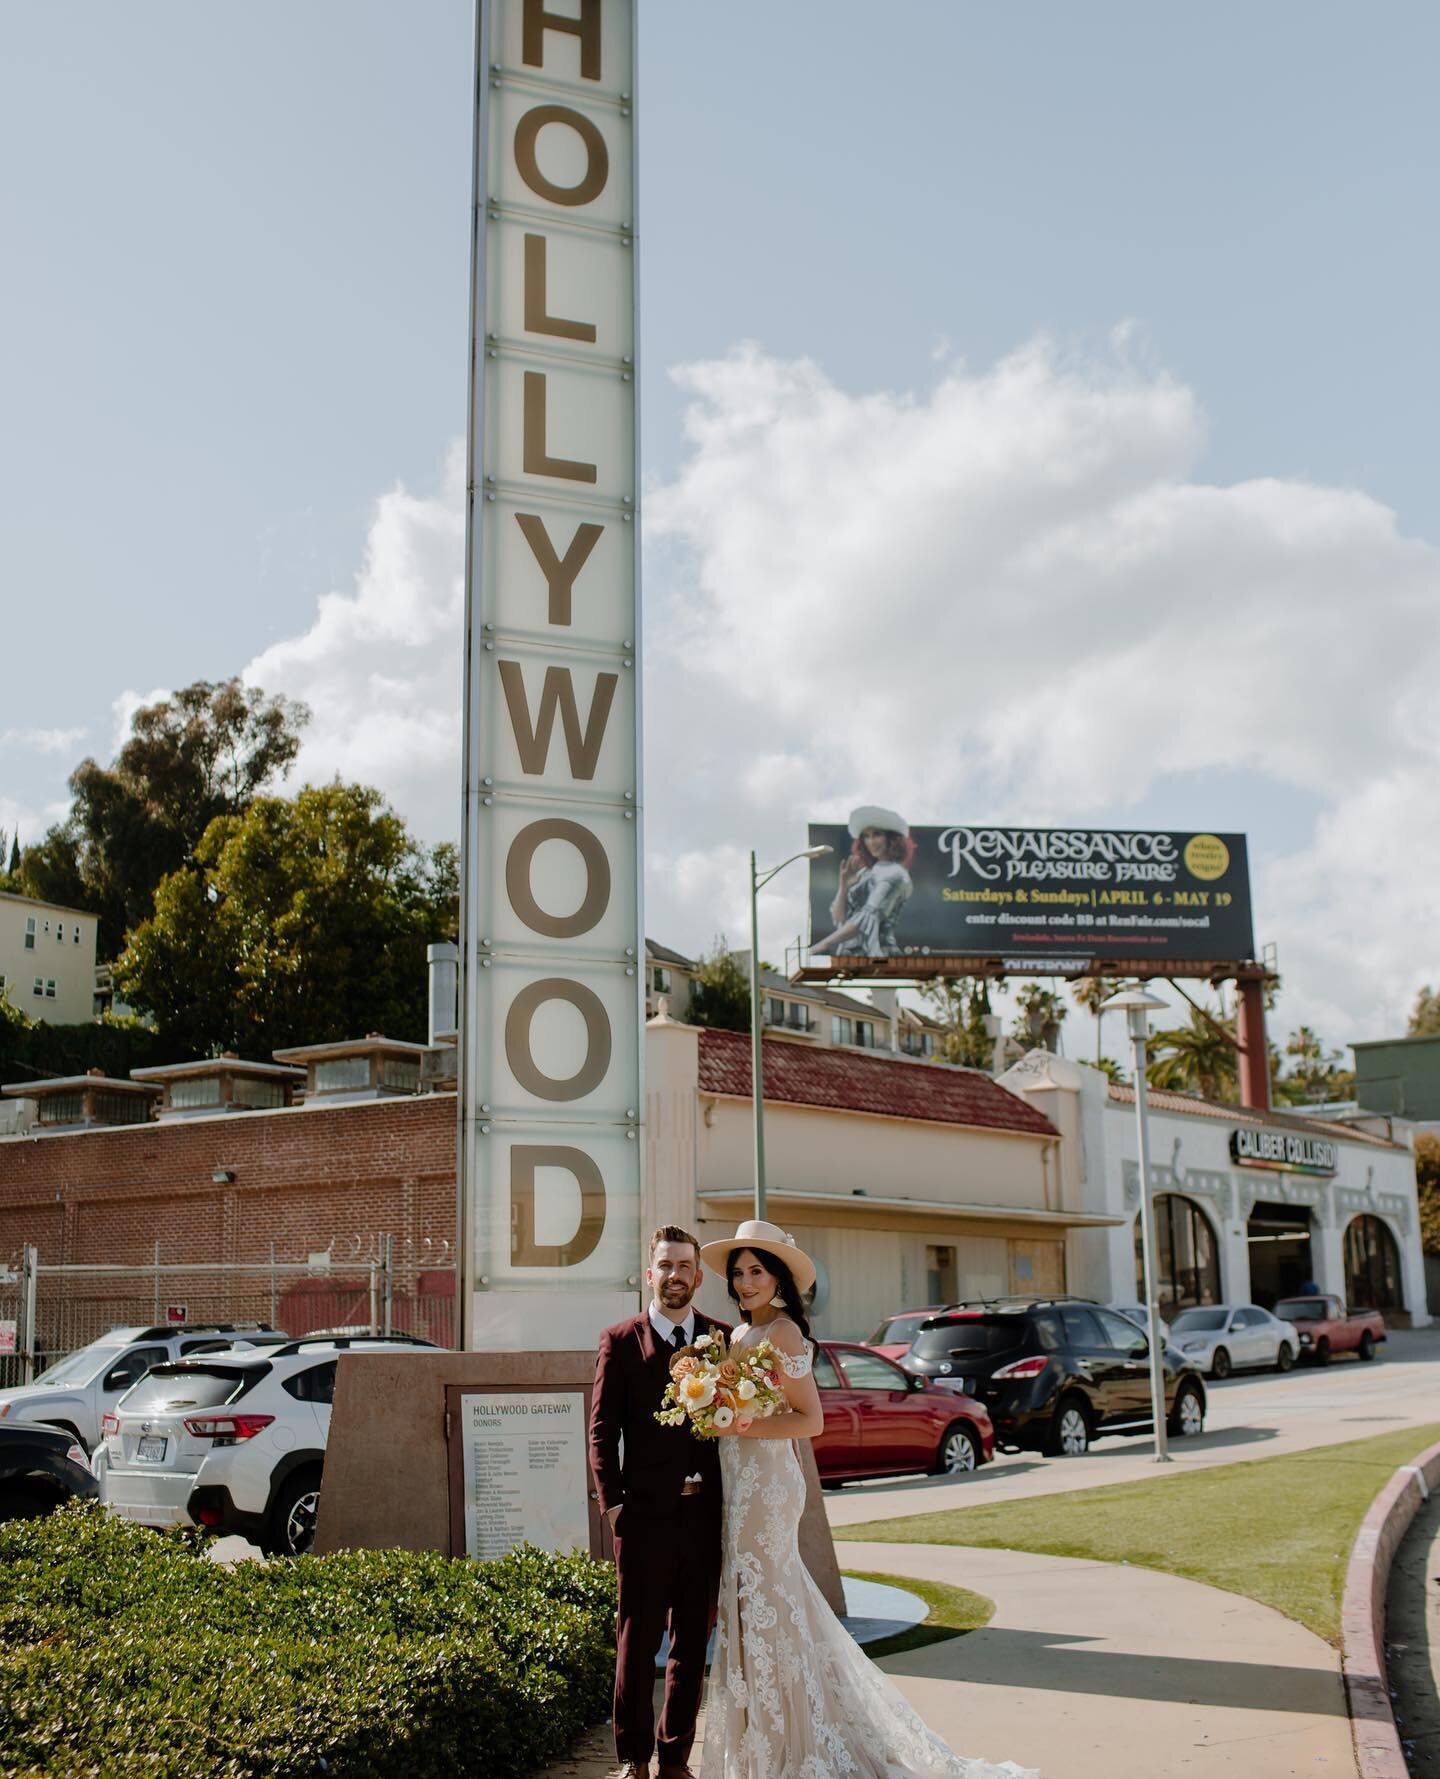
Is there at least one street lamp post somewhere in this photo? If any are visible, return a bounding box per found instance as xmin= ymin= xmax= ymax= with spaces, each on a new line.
xmin=1103 ymin=985 xmax=1172 ymax=1463
xmin=749 ymin=845 xmax=832 ymax=1219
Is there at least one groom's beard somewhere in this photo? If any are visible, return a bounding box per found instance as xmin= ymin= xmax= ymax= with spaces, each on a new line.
xmin=655 ymin=1279 xmax=696 ymax=1315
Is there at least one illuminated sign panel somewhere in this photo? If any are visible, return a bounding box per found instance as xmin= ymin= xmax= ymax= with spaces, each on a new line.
xmin=1229 ymin=1127 xmax=1337 ymax=1176
xmin=459 ymin=0 xmax=641 ymax=1351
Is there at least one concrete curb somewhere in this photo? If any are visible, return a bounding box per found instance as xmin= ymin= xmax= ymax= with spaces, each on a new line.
xmin=1342 ymin=1435 xmax=1440 ymax=1779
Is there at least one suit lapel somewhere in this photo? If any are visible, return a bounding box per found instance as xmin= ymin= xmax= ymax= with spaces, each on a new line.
xmin=636 ymin=1312 xmax=664 ymax=1368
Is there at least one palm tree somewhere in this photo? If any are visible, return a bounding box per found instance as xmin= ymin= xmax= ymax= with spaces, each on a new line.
xmin=1146 ymin=1004 xmax=1239 ymax=1103
xmin=1013 ymin=983 xmax=1068 ymax=1054
xmin=1070 ymin=976 xmax=1123 ymax=1065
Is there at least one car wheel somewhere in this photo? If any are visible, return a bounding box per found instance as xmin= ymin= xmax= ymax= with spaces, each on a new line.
xmin=1167 ymin=1382 xmax=1204 ymax=1438
xmin=935 ymin=1424 xmax=980 ymax=1476
xmin=1275 ymin=1342 xmax=1294 ymax=1372
xmin=266 ymin=1470 xmax=322 ymax=1557
xmin=0 ymin=1481 xmax=60 ymax=1523
xmin=1315 ymin=1337 xmax=1332 ymax=1366
xmin=1211 ymin=1347 xmax=1232 ymax=1381
xmin=1359 ymin=1331 xmax=1376 ymax=1362
xmin=1045 ymin=1397 xmax=1090 ymax=1457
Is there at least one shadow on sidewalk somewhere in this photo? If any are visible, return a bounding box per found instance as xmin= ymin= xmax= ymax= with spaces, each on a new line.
xmin=878 ymin=1624 xmax=1348 ymax=1717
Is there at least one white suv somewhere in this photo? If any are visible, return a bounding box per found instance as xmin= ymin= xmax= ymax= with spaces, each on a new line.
xmin=0 ymin=1324 xmax=289 ymax=1452
xmin=93 ymin=1334 xmax=435 ymax=1553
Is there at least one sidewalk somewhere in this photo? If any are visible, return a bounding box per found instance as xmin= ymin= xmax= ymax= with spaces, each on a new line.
xmin=535 ymin=1542 xmax=1356 ymax=1779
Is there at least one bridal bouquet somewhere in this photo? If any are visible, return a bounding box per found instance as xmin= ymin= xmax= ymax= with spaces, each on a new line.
xmin=655 ymin=1332 xmax=786 ymax=1437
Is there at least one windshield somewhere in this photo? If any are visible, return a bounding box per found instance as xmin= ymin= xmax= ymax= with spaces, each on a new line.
xmin=31 ymin=1337 xmax=132 ymax=1390
xmin=1275 ymin=1301 xmax=1327 ymax=1322
xmin=1171 ymin=1310 xmax=1229 ymax=1333
xmin=911 ymin=1318 xmax=1026 ymax=1359
xmin=866 ymin=1315 xmax=928 ymax=1346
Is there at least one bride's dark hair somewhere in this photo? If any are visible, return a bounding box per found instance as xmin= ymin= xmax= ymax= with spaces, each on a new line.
xmin=726 ymin=1247 xmax=812 ymax=1341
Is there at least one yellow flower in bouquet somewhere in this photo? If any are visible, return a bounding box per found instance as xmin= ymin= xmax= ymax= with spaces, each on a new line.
xmin=655 ymin=1333 xmax=787 ymax=1437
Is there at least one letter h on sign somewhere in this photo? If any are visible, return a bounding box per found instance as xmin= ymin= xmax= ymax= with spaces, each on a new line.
xmin=458 ymin=0 xmax=641 ymax=1352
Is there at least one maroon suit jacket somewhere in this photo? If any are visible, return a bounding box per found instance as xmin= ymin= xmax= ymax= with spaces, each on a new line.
xmin=588 ymin=1309 xmax=729 ymax=1519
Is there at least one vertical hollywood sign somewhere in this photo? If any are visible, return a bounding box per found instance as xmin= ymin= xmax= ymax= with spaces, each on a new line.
xmin=458 ymin=0 xmax=641 ymax=1350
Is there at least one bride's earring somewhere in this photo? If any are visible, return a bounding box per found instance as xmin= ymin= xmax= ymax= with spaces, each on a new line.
xmin=769 ymin=1294 xmax=786 ymax=1308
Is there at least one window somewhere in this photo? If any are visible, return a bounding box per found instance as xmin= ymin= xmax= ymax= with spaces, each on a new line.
xmin=101 ymin=1346 xmax=169 ymax=1393
xmin=836 ymin=1350 xmax=906 ymax=1392
xmin=93 ymin=1092 xmax=148 ymax=1126
xmin=767 ymin=996 xmax=787 ymax=1026
xmin=811 ymin=1349 xmax=842 ymax=1390
xmin=232 ymin=1077 xmax=286 ymax=1110
xmin=73 ymin=926 xmax=81 ymax=945
xmin=855 ymin=1021 xmax=875 ymax=1048
xmin=1138 ymin=1194 xmax=1220 ymax=1314
xmin=32 ymin=977 xmax=43 ymax=997
xmin=1059 ymin=1305 xmax=1106 ymax=1347
xmin=1095 ymin=1309 xmax=1147 ymax=1354
xmin=380 ymin=1057 xmax=420 ymax=1092
xmin=24 ymin=917 xmax=35 ymax=950
xmin=315 ymin=1056 xmax=370 ymax=1092
xmin=651 ymin=966 xmax=672 ymax=995
xmin=172 ymin=1077 xmax=222 ymax=1109
xmin=925 ymin=1244 xmax=957 ymax=1304
xmin=831 ymin=1016 xmax=852 ymax=1046
xmin=56 ymin=923 xmax=64 ymax=944
xmin=44 ymin=979 xmax=56 ymax=999
xmin=282 ymin=1360 xmax=338 ymax=1404
xmin=1344 ymin=1215 xmax=1403 ymax=1312
xmin=37 ymin=1091 xmax=84 ymax=1126
xmin=787 ymin=1005 xmax=813 ymax=1032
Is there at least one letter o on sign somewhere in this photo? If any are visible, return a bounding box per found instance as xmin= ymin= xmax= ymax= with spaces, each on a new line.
xmin=506 ymin=818 xmax=610 ymax=938
xmin=514 ymin=104 xmax=609 ymax=207
xmin=505 ymin=978 xmax=611 ymax=1101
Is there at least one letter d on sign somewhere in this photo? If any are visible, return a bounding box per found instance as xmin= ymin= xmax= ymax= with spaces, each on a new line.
xmin=511 ymin=1146 xmax=606 ymax=1267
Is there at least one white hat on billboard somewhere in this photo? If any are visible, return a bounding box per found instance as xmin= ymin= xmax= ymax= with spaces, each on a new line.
xmin=698 ymin=1220 xmax=817 ymax=1294
xmin=848 ymin=805 xmax=909 ymax=839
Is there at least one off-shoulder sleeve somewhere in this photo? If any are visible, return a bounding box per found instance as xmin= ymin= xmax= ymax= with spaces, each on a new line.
xmin=774 ymin=1342 xmax=813 ymax=1379
xmin=765 ymin=1319 xmax=814 ymax=1378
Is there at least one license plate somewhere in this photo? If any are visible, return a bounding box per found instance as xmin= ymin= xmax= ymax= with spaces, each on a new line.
xmin=136 ymin=1436 xmax=167 ymax=1463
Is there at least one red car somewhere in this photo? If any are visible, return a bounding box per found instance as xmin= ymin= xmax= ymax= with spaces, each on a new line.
xmin=811 ymin=1341 xmax=993 ymax=1485
xmin=863 ymin=1308 xmax=947 ymax=1364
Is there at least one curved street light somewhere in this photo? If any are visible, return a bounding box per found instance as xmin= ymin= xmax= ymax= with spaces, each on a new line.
xmin=750 ymin=845 xmax=832 ymax=1219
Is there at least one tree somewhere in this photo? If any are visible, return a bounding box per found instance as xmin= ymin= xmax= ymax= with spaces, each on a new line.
xmin=1273 ymin=1025 xmax=1353 ymax=1106
xmin=1146 ymin=1002 xmax=1238 ymax=1102
xmin=114 ymin=781 xmax=453 ymax=1056
xmin=1408 ymin=986 xmax=1440 ymax=1037
xmin=1415 ymin=1132 xmax=1440 ymax=1256
xmin=1091 ymin=1055 xmax=1128 ymax=1084
xmin=920 ymin=976 xmax=1002 ymax=1069
xmin=1012 ymin=983 xmax=1068 ymax=1054
xmin=686 ymin=939 xmax=752 ymax=1034
xmin=5 ymin=830 xmax=16 ymax=876
xmin=18 ymin=678 xmax=309 ymax=956
xmin=1070 ymin=975 xmax=1123 ymax=1065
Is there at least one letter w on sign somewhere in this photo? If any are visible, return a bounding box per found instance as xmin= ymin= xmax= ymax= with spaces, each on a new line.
xmin=498 ymin=660 xmax=618 ymax=781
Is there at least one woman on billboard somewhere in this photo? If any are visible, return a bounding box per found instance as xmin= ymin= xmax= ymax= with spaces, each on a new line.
xmin=811 ymin=805 xmax=915 ymax=956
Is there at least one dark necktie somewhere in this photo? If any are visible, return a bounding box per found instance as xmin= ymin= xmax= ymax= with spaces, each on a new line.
xmin=671 ymin=1323 xmax=688 ymax=1350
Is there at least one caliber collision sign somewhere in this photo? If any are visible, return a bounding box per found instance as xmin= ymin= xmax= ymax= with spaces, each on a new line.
xmin=458 ymin=0 xmax=641 ymax=1350
xmin=807 ymin=823 xmax=1255 ymax=969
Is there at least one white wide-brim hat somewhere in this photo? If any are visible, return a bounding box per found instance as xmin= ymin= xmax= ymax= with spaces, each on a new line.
xmin=848 ymin=805 xmax=909 ymax=839
xmin=699 ymin=1220 xmax=817 ymax=1294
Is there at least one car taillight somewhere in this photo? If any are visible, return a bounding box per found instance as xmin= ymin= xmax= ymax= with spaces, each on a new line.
xmin=101 ymin=1413 xmax=120 ymax=1439
xmin=991 ymin=1356 xmax=1049 ymax=1381
xmin=194 ymin=1506 xmax=223 ymax=1527
xmin=182 ymin=1413 xmax=275 ymax=1443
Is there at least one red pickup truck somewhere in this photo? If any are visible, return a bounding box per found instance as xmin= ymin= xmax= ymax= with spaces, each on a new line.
xmin=1274 ymin=1295 xmax=1385 ymax=1364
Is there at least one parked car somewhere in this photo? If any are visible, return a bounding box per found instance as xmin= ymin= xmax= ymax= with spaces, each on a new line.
xmin=0 ymin=1324 xmax=289 ymax=1451
xmin=0 ymin=1422 xmax=97 ymax=1522
xmin=1108 ymin=1304 xmax=1150 ymax=1329
xmin=94 ymin=1334 xmax=436 ymax=1551
xmin=1168 ymin=1304 xmax=1298 ymax=1377
xmin=1274 ymin=1295 xmax=1386 ymax=1364
xmin=812 ymin=1341 xmax=993 ymax=1485
xmin=862 ymin=1309 xmax=947 ymax=1364
xmin=898 ymin=1297 xmax=1207 ymax=1456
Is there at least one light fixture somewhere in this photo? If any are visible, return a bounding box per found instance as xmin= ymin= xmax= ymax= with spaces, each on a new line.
xmin=212 ymin=1167 xmax=235 ymax=1185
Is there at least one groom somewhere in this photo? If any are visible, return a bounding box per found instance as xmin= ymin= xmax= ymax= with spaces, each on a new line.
xmin=588 ymin=1226 xmax=727 ymax=1779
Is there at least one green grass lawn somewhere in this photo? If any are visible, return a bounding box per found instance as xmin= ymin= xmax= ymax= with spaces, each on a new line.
xmin=842 ymin=1569 xmax=995 ymax=1659
xmin=838 ymin=1422 xmax=1440 ymax=1644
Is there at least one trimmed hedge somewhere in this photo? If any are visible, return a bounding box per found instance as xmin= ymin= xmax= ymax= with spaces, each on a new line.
xmin=0 ymin=1505 xmax=615 ymax=1777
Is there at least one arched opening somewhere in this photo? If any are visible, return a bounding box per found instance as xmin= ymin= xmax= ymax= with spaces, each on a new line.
xmin=1344 ymin=1214 xmax=1404 ymax=1312
xmin=1136 ymin=1193 xmax=1221 ymax=1318
xmin=1246 ymin=1201 xmax=1314 ymax=1310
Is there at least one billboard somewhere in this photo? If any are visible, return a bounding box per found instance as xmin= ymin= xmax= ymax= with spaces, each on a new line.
xmin=806 ymin=814 xmax=1254 ymax=971
xmin=457 ymin=0 xmax=642 ymax=1351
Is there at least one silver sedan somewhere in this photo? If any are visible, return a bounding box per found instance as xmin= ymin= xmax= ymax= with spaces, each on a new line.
xmin=1168 ymin=1304 xmax=1298 ymax=1378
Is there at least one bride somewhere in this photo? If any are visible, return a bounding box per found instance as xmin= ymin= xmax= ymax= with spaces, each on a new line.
xmin=695 ymin=1221 xmax=1037 ymax=1779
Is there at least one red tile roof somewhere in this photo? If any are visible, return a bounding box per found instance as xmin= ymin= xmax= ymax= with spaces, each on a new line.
xmin=696 ymin=1028 xmax=1055 ymax=1137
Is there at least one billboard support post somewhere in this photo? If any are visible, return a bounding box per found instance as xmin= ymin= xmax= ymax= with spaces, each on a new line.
xmin=1107 ymin=988 xmax=1172 ymax=1464
xmin=1235 ymin=977 xmax=1271 ymax=1112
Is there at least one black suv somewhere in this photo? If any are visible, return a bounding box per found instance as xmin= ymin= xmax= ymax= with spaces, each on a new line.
xmin=899 ymin=1297 xmax=1206 ymax=1456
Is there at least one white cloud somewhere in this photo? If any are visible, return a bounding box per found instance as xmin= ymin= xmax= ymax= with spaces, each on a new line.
xmin=223 ymin=337 xmax=1439 ymax=1049
xmin=0 ymin=726 xmax=85 ymax=756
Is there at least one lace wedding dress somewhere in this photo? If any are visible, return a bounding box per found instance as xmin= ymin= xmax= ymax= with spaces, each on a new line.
xmin=701 ymin=1330 xmax=1037 ymax=1779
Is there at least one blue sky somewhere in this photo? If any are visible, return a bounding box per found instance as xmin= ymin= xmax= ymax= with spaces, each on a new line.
xmin=3 ymin=2 xmax=1438 ymax=1051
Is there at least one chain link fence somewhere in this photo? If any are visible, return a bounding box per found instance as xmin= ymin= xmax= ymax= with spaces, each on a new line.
xmin=1 ymin=1238 xmax=455 ymax=1385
